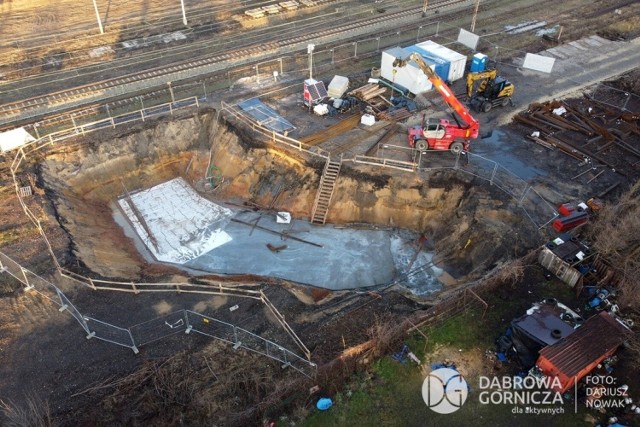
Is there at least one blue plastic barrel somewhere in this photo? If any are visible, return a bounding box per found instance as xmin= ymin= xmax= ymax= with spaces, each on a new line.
xmin=316 ymin=398 xmax=333 ymax=411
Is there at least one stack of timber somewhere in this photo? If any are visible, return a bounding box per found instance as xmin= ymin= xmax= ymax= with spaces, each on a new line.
xmin=376 ymin=108 xmax=412 ymax=122
xmin=300 ymin=114 xmax=360 ymax=146
xmin=349 ymin=83 xmax=388 ymax=102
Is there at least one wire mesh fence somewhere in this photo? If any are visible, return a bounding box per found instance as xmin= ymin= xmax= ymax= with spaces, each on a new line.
xmin=128 ymin=310 xmax=190 ymax=347
xmin=57 ymin=289 xmax=90 ymax=334
xmin=589 ymin=83 xmax=640 ymax=112
xmin=186 ymin=311 xmax=237 ymax=343
xmin=84 ymin=317 xmax=138 ymax=351
xmin=186 ymin=310 xmax=316 ymax=377
xmin=0 ymin=251 xmax=315 ymax=376
xmin=1 ymin=253 xmax=59 ymax=305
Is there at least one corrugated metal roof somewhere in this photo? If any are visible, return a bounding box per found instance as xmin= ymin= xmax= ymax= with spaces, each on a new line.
xmin=539 ymin=312 xmax=631 ymax=377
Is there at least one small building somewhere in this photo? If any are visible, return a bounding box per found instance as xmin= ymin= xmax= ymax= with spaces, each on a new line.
xmin=380 ymin=47 xmax=433 ymax=95
xmin=538 ymin=234 xmax=593 ymax=291
xmin=509 ymin=299 xmax=580 ymax=368
xmin=415 ymin=40 xmax=467 ymax=82
xmin=536 ymin=311 xmax=632 ymax=393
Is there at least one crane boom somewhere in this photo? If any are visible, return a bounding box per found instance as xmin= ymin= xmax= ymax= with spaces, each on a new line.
xmin=393 ymin=53 xmax=479 ymax=142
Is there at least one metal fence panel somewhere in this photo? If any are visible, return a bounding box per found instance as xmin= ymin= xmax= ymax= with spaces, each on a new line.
xmin=187 ymin=311 xmax=315 ymax=376
xmin=460 ymin=153 xmax=498 ymax=182
xmin=57 ymin=290 xmax=89 ymax=333
xmin=186 ymin=311 xmax=237 ymax=344
xmin=491 ymin=164 xmax=528 ymax=200
xmin=129 ymin=310 xmax=188 ymax=347
xmin=235 ymin=328 xmax=265 ymax=352
xmin=85 ymin=317 xmax=136 ymax=350
xmin=519 ymin=186 xmax=559 ymax=229
xmin=265 ymin=340 xmax=288 ymax=364
xmin=0 ymin=254 xmax=60 ymax=304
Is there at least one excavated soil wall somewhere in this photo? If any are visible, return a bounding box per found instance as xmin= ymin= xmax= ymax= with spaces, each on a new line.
xmin=38 ymin=111 xmax=541 ymax=284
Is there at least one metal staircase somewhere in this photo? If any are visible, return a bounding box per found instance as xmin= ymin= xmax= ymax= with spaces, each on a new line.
xmin=310 ymin=158 xmax=342 ymax=225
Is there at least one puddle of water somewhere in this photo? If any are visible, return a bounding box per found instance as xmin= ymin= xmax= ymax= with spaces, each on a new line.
xmin=473 ymin=129 xmax=545 ymax=180
xmin=113 ymin=200 xmax=445 ymax=295
xmin=390 ymin=232 xmax=443 ymax=296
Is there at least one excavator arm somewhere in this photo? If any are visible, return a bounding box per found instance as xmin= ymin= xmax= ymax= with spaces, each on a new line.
xmin=466 ymin=69 xmax=497 ymax=98
xmin=393 ymin=53 xmax=479 ymax=139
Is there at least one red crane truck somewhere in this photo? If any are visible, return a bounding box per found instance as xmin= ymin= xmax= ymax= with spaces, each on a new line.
xmin=392 ymin=53 xmax=480 ymax=154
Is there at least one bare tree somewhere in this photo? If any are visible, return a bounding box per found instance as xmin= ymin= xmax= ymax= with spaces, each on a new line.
xmin=589 ymin=181 xmax=640 ymax=307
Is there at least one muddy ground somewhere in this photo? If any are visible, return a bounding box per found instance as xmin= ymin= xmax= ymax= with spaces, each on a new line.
xmin=1 ymin=1 xmax=640 ymax=426
xmin=1 ymin=78 xmax=636 ymax=425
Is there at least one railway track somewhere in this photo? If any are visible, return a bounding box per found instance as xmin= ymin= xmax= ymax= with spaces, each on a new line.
xmin=2 ymin=0 xmax=625 ymax=129
xmin=0 ymin=4 xmax=419 ymax=125
xmin=0 ymin=0 xmax=470 ymax=128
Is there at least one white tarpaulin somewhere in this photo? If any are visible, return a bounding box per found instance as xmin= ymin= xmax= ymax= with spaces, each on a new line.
xmin=522 ymin=53 xmax=555 ymax=73
xmin=118 ymin=177 xmax=234 ymax=264
xmin=0 ymin=128 xmax=36 ymax=152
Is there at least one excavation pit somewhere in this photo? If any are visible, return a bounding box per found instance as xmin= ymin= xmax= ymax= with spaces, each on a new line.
xmin=37 ymin=109 xmax=543 ymax=296
xmin=114 ymin=177 xmax=443 ymax=293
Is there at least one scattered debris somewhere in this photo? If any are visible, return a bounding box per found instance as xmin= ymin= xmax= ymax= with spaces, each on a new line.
xmin=266 ymin=243 xmax=287 ymax=252
xmin=276 ymin=212 xmax=291 ymax=224
xmin=392 ymin=343 xmax=410 ymax=363
xmin=515 ymin=99 xmax=640 ymax=179
xmin=360 ymin=114 xmax=375 ymax=126
xmin=231 ymin=218 xmax=323 ymax=248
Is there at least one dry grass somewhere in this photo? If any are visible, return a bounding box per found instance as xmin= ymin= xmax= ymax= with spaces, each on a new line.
xmin=72 ymin=342 xmax=309 ymax=426
xmin=588 ymin=181 xmax=640 ymax=308
xmin=0 ymin=394 xmax=51 ymax=427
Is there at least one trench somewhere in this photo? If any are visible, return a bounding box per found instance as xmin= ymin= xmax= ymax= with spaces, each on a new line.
xmin=37 ymin=111 xmax=541 ymax=295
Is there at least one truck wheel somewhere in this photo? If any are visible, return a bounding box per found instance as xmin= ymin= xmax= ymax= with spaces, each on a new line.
xmin=450 ymin=142 xmax=464 ymax=154
xmin=501 ymin=97 xmax=511 ymax=107
xmin=416 ymin=140 xmax=428 ymax=151
xmin=482 ymin=101 xmax=492 ymax=113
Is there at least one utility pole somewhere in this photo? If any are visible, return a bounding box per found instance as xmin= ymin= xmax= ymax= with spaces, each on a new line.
xmin=180 ymin=0 xmax=188 ymax=26
xmin=92 ymin=0 xmax=104 ymax=34
xmin=470 ymin=0 xmax=480 ymax=33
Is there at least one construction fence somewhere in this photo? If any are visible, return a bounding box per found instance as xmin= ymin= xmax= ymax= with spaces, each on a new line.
xmin=4 ymin=14 xmax=634 ymax=381
xmin=14 ymin=10 xmax=638 ymax=144
xmin=219 ymin=102 xmax=559 ymax=229
xmin=0 ymin=251 xmax=316 ymax=377
xmin=16 ymin=15 xmax=503 ymax=139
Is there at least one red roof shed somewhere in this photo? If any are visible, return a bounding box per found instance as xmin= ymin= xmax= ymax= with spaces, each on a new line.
xmin=536 ymin=312 xmax=632 ymax=393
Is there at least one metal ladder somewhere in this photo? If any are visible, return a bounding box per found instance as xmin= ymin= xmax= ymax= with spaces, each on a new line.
xmin=310 ymin=158 xmax=342 ymax=225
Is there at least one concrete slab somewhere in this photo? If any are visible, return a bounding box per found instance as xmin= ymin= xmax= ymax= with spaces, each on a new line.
xmin=587 ymin=35 xmax=612 ymax=46
xmin=184 ymin=211 xmax=442 ymax=293
xmin=115 ymin=180 xmax=443 ymax=293
xmin=568 ymin=41 xmax=589 ymax=51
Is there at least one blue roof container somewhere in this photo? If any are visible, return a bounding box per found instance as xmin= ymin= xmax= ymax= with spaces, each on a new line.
xmin=404 ymin=45 xmax=450 ymax=81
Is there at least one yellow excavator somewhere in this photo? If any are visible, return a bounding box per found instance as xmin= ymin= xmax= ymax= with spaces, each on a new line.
xmin=466 ymin=69 xmax=515 ymax=113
